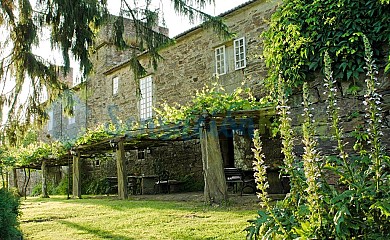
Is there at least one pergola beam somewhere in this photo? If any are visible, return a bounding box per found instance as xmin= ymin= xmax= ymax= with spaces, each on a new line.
xmin=72 ymin=151 xmax=82 ymax=199
xmin=116 ymin=140 xmax=128 ymax=199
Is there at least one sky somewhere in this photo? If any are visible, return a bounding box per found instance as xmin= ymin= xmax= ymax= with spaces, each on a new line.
xmin=107 ymin=0 xmax=249 ymax=37
xmin=30 ymin=0 xmax=250 ymax=71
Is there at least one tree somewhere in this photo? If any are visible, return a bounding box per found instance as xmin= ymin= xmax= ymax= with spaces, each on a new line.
xmin=0 ymin=0 xmax=230 ymax=140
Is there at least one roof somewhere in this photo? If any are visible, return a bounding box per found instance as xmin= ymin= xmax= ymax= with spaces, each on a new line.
xmin=173 ymin=0 xmax=258 ymax=39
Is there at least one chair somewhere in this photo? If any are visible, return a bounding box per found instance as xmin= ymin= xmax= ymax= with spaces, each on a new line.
xmin=154 ymin=170 xmax=170 ymax=194
xmin=128 ymin=177 xmax=141 ymax=195
xmin=224 ymin=168 xmax=255 ymax=196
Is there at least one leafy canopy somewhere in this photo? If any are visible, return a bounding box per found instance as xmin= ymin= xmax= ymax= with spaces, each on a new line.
xmin=262 ymin=0 xmax=390 ymax=93
xmin=155 ymin=82 xmax=274 ymax=125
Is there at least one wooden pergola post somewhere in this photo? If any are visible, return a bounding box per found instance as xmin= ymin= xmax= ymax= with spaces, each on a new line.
xmin=72 ymin=151 xmax=82 ymax=198
xmin=116 ymin=140 xmax=128 ymax=199
xmin=41 ymin=160 xmax=50 ymax=198
xmin=200 ymin=119 xmax=228 ymax=204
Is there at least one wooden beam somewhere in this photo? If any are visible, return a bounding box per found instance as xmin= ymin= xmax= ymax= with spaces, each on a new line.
xmin=41 ymin=160 xmax=49 ymax=198
xmin=116 ymin=141 xmax=128 ymax=199
xmin=200 ymin=120 xmax=228 ymax=204
xmin=72 ymin=151 xmax=82 ymax=199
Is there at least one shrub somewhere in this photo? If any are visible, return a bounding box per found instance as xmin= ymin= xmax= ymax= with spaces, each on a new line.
xmin=84 ymin=177 xmax=109 ymax=195
xmin=0 ymin=188 xmax=22 ymax=240
xmin=52 ymin=174 xmax=71 ymax=195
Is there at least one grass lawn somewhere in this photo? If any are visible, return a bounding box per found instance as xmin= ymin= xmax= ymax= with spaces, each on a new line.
xmin=20 ymin=195 xmax=259 ymax=240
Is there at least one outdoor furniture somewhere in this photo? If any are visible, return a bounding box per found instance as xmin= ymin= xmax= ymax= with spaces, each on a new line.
xmin=105 ymin=176 xmax=142 ymax=195
xmin=105 ymin=177 xmax=118 ymax=195
xmin=127 ymin=176 xmax=141 ymax=195
xmin=154 ymin=170 xmax=170 ymax=194
xmin=224 ymin=167 xmax=255 ymax=196
xmin=129 ymin=175 xmax=157 ymax=194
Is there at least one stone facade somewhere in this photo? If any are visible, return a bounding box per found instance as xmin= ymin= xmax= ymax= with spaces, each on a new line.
xmin=80 ymin=0 xmax=280 ymax=189
xmin=41 ymin=0 xmax=389 ymax=194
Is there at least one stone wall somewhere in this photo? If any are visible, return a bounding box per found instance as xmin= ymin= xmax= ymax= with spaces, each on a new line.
xmin=8 ymin=167 xmax=66 ymax=196
xmin=86 ymin=0 xmax=278 ymax=125
xmin=81 ymin=1 xmax=280 ymax=188
xmin=57 ymin=0 xmax=390 ymax=194
xmin=288 ymin=74 xmax=390 ymax=157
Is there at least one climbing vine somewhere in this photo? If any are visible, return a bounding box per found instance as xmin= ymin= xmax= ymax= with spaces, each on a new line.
xmin=262 ymin=0 xmax=390 ymax=94
xmin=155 ymin=83 xmax=274 ymax=125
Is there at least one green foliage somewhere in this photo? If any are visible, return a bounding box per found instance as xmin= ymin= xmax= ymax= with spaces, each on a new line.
xmin=246 ymin=41 xmax=390 ymax=239
xmin=31 ymin=183 xmax=42 ymax=197
xmin=156 ymin=82 xmax=275 ymax=125
xmin=8 ymin=141 xmax=67 ymax=167
xmin=179 ymin=174 xmax=204 ymax=192
xmin=0 ymin=189 xmax=22 ymax=240
xmin=262 ymin=0 xmax=390 ymax=93
xmin=31 ymin=175 xmax=71 ymax=196
xmin=83 ymin=177 xmax=109 ymax=195
xmin=74 ymin=124 xmax=117 ymax=146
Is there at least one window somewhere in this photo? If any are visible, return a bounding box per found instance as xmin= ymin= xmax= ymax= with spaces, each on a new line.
xmin=73 ymin=75 xmax=82 ymax=87
xmin=137 ymin=149 xmax=145 ymax=160
xmin=112 ymin=76 xmax=119 ymax=95
xmin=48 ymin=110 xmax=54 ymax=131
xmin=234 ymin=37 xmax=246 ymax=70
xmin=215 ymin=45 xmax=226 ymax=75
xmin=95 ymin=159 xmax=100 ymax=167
xmin=139 ymin=76 xmax=153 ymax=121
xmin=68 ymin=105 xmax=76 ymax=125
xmin=72 ymin=66 xmax=82 ymax=87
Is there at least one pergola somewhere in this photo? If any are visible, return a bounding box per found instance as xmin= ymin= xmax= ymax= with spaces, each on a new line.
xmin=18 ymin=108 xmax=275 ymax=202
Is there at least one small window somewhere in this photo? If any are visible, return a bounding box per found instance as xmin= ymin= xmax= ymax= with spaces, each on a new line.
xmin=95 ymin=159 xmax=100 ymax=167
xmin=68 ymin=105 xmax=76 ymax=125
xmin=234 ymin=37 xmax=246 ymax=70
xmin=112 ymin=76 xmax=119 ymax=95
xmin=137 ymin=149 xmax=145 ymax=160
xmin=73 ymin=73 xmax=82 ymax=87
xmin=215 ymin=45 xmax=226 ymax=75
xmin=139 ymin=76 xmax=153 ymax=121
xmin=48 ymin=110 xmax=54 ymax=131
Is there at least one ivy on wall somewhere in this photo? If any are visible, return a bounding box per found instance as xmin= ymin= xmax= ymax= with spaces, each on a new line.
xmin=262 ymin=0 xmax=390 ymax=94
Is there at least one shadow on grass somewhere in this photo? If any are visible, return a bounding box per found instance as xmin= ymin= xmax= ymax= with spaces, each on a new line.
xmin=23 ymin=193 xmax=259 ymax=213
xmin=59 ymin=220 xmax=135 ymax=240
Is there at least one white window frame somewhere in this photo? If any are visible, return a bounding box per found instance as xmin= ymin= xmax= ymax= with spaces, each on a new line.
xmin=112 ymin=76 xmax=119 ymax=95
xmin=234 ymin=37 xmax=246 ymax=70
xmin=73 ymin=75 xmax=82 ymax=87
xmin=39 ymin=86 xmax=48 ymax=103
xmin=68 ymin=105 xmax=76 ymax=125
xmin=48 ymin=110 xmax=54 ymax=131
xmin=139 ymin=76 xmax=153 ymax=121
xmin=215 ymin=45 xmax=226 ymax=75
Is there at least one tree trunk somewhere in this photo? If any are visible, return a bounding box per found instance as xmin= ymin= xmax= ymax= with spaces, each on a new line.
xmin=72 ymin=152 xmax=82 ymax=198
xmin=116 ymin=141 xmax=128 ymax=199
xmin=200 ymin=120 xmax=228 ymax=204
xmin=41 ymin=160 xmax=50 ymax=198
xmin=1 ymin=167 xmax=5 ymax=189
xmin=5 ymin=170 xmax=9 ymax=189
xmin=25 ymin=168 xmax=31 ymax=200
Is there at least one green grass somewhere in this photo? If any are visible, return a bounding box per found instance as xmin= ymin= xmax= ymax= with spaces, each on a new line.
xmin=20 ymin=195 xmax=258 ymax=239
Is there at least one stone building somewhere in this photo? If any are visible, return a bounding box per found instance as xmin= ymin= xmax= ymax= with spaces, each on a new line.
xmin=27 ymin=0 xmax=389 ymax=195
xmin=77 ymin=0 xmax=283 ymax=192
